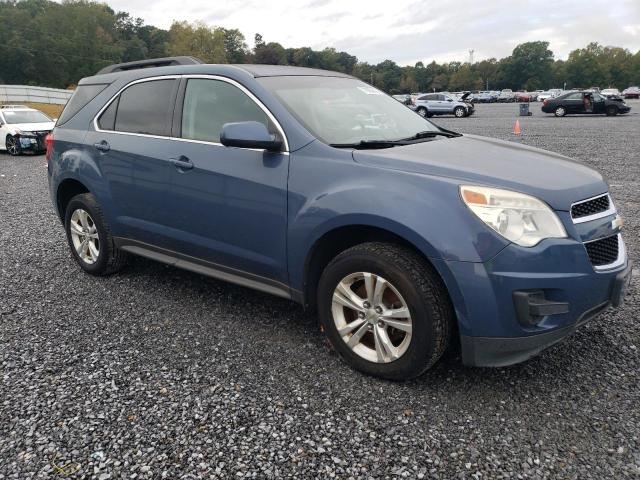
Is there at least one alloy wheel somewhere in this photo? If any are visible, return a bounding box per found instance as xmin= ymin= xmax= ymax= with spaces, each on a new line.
xmin=69 ymin=209 xmax=100 ymax=264
xmin=331 ymin=272 xmax=412 ymax=363
xmin=6 ymin=136 xmax=19 ymax=155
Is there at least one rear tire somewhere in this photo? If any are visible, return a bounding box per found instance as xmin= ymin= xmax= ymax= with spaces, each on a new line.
xmin=317 ymin=242 xmax=453 ymax=380
xmin=606 ymin=106 xmax=618 ymax=116
xmin=64 ymin=193 xmax=128 ymax=276
xmin=554 ymin=106 xmax=566 ymax=117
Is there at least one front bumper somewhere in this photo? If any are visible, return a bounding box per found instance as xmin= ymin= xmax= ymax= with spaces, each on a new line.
xmin=438 ymin=221 xmax=631 ymax=367
xmin=16 ymin=132 xmax=48 ymax=152
xmin=460 ymin=260 xmax=632 ymax=367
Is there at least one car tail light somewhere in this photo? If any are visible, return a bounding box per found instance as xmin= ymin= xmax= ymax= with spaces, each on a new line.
xmin=543 ymin=100 xmax=549 ymax=107
xmin=45 ymin=133 xmax=54 ymax=163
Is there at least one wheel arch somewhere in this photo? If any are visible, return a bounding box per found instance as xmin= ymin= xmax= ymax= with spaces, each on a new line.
xmin=56 ymin=178 xmax=90 ymax=220
xmin=302 ymin=222 xmax=445 ymax=310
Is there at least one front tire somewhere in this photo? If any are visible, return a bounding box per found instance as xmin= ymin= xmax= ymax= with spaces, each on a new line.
xmin=554 ymin=106 xmax=566 ymax=117
xmin=64 ymin=193 xmax=128 ymax=275
xmin=6 ymin=135 xmax=20 ymax=156
xmin=417 ymin=107 xmax=428 ymax=118
xmin=606 ymin=106 xmax=618 ymax=116
xmin=317 ymin=242 xmax=453 ymax=380
xmin=454 ymin=106 xmax=466 ymax=118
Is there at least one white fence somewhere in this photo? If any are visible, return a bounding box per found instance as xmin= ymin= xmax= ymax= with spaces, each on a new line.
xmin=0 ymin=85 xmax=72 ymax=105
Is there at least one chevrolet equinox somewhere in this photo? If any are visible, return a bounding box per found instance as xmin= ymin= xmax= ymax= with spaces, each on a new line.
xmin=47 ymin=57 xmax=632 ymax=380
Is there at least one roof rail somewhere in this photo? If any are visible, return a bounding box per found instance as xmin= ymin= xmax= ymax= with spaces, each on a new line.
xmin=96 ymin=56 xmax=204 ymax=75
xmin=0 ymin=104 xmax=28 ymax=109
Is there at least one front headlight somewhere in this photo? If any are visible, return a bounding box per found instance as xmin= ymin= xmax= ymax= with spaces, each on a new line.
xmin=460 ymin=185 xmax=567 ymax=247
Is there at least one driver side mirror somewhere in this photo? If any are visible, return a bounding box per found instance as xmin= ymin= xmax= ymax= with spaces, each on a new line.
xmin=447 ymin=98 xmax=453 ymax=102
xmin=220 ymin=121 xmax=283 ymax=152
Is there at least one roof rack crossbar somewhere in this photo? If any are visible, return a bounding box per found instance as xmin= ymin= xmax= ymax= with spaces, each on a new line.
xmin=96 ymin=56 xmax=204 ymax=75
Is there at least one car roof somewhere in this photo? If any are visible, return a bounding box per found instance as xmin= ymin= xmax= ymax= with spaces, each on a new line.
xmin=81 ymin=63 xmax=353 ymax=86
xmin=231 ymin=64 xmax=352 ymax=78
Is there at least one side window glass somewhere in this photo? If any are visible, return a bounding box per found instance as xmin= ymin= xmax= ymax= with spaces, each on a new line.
xmin=114 ymin=79 xmax=176 ymax=136
xmin=181 ymin=79 xmax=270 ymax=143
xmin=98 ymin=97 xmax=118 ymax=130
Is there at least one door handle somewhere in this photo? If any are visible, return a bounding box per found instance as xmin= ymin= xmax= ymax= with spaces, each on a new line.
xmin=170 ymin=156 xmax=194 ymax=171
xmin=94 ymin=140 xmax=110 ymax=152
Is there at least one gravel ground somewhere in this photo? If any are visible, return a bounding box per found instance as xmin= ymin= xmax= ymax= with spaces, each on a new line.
xmin=1 ymin=102 xmax=639 ymax=479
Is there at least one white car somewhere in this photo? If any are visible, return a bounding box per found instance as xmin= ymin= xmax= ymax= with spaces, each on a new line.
xmin=536 ymin=91 xmax=554 ymax=102
xmin=0 ymin=105 xmax=55 ymax=156
xmin=601 ymin=88 xmax=621 ymax=97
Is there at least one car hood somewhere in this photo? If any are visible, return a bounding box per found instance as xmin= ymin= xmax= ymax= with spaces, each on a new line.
xmin=352 ymin=134 xmax=607 ymax=211
xmin=10 ymin=122 xmax=55 ymax=132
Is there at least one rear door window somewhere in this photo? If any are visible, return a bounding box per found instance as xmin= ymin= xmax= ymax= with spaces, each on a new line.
xmin=113 ymin=79 xmax=177 ymax=136
xmin=180 ymin=78 xmax=270 ymax=143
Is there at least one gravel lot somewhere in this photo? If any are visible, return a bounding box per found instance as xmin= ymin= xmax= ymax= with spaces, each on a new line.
xmin=1 ymin=102 xmax=639 ymax=479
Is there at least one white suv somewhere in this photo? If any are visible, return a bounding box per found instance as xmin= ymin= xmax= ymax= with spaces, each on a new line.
xmin=0 ymin=105 xmax=55 ymax=156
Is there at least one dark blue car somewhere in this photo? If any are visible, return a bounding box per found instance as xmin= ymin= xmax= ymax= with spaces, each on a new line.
xmin=47 ymin=57 xmax=632 ymax=380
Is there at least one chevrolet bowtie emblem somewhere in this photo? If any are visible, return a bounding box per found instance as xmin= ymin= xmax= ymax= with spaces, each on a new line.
xmin=612 ymin=215 xmax=624 ymax=230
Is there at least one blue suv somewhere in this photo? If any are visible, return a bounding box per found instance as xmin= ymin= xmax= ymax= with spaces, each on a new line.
xmin=48 ymin=57 xmax=632 ymax=380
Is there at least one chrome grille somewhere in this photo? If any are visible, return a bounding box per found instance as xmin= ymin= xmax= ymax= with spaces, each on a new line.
xmin=571 ymin=194 xmax=610 ymax=220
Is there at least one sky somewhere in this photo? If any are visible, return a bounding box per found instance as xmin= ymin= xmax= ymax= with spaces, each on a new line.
xmin=102 ymin=0 xmax=640 ymax=65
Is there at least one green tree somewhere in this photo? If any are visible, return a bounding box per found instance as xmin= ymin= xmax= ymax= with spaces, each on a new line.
xmin=222 ymin=28 xmax=248 ymax=63
xmin=501 ymin=41 xmax=554 ymax=90
xmin=167 ymin=21 xmax=227 ymax=64
xmin=254 ymin=41 xmax=287 ymax=65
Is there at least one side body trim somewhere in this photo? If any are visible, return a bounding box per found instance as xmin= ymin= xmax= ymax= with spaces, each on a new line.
xmin=114 ymin=237 xmax=298 ymax=301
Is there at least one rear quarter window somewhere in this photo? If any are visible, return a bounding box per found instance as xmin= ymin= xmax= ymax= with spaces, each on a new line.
xmin=57 ymin=84 xmax=108 ymax=125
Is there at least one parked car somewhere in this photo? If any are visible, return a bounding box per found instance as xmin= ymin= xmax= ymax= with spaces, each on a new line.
xmin=414 ymin=92 xmax=474 ymax=118
xmin=516 ymin=92 xmax=533 ymax=102
xmin=498 ymin=89 xmax=516 ymax=102
xmin=600 ymin=88 xmax=620 ymax=98
xmin=0 ymin=105 xmax=55 ymax=156
xmin=48 ymin=57 xmax=632 ymax=380
xmin=622 ymin=86 xmax=640 ymax=99
xmin=541 ymin=90 xmax=631 ymax=116
xmin=475 ymin=91 xmax=494 ymax=103
xmin=536 ymin=91 xmax=555 ymax=102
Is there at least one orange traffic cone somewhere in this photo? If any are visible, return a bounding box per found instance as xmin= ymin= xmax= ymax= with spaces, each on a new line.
xmin=513 ymin=119 xmax=521 ymax=135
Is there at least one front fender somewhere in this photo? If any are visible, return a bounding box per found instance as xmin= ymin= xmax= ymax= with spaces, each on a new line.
xmin=286 ymin=142 xmax=509 ymax=291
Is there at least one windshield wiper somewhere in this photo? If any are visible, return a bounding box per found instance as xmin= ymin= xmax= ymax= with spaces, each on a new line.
xmin=401 ymin=130 xmax=462 ymax=141
xmin=330 ymin=140 xmax=408 ymax=149
xmin=330 ymin=129 xmax=462 ymax=149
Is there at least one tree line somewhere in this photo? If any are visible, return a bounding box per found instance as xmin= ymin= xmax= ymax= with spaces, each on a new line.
xmin=1 ymin=0 xmax=639 ymax=93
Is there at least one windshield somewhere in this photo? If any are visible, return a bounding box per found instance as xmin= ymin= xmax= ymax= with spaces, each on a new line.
xmin=2 ymin=110 xmax=52 ymax=124
xmin=258 ymin=76 xmax=440 ymax=145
